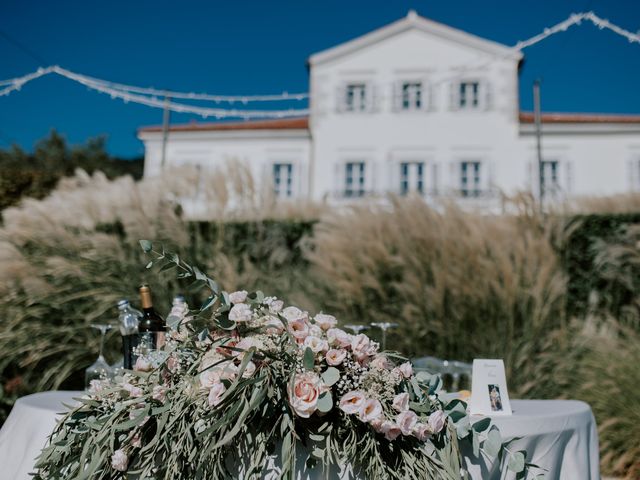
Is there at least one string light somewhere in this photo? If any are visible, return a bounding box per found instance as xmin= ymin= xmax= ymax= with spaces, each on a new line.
xmin=0 ymin=11 xmax=637 ymax=119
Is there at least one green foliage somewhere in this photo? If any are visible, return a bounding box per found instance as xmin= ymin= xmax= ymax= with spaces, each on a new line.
xmin=0 ymin=130 xmax=142 ymax=212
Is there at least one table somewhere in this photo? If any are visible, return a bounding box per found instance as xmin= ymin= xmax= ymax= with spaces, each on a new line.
xmin=0 ymin=393 xmax=599 ymax=480
xmin=0 ymin=390 xmax=81 ymax=480
xmin=464 ymin=400 xmax=600 ymax=480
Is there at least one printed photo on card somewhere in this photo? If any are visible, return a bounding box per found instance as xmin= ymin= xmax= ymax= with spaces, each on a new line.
xmin=470 ymin=359 xmax=512 ymax=416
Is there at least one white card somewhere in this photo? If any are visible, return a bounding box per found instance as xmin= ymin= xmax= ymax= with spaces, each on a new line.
xmin=470 ymin=359 xmax=512 ymax=416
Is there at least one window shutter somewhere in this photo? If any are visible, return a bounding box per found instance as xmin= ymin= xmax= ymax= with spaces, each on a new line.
xmin=333 ymin=162 xmax=342 ymax=198
xmin=483 ymin=81 xmax=493 ymax=111
xmin=432 ymin=162 xmax=439 ymax=194
xmin=486 ymin=160 xmax=495 ymax=193
xmin=449 ymin=161 xmax=458 ymax=193
xmin=368 ymin=83 xmax=377 ymax=113
xmin=426 ymin=80 xmax=435 ymax=112
xmin=563 ymin=160 xmax=573 ymax=195
xmin=367 ymin=159 xmax=375 ymax=193
xmin=336 ymin=85 xmax=345 ymax=113
xmin=449 ymin=82 xmax=458 ymax=111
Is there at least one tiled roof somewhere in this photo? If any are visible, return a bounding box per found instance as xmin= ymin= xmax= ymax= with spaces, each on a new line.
xmin=519 ymin=112 xmax=640 ymax=124
xmin=139 ymin=117 xmax=309 ymax=133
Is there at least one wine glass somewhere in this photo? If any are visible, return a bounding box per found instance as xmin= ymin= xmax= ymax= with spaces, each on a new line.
xmin=370 ymin=322 xmax=398 ymax=351
xmin=85 ymin=323 xmax=114 ymax=389
xmin=344 ymin=324 xmax=370 ymax=335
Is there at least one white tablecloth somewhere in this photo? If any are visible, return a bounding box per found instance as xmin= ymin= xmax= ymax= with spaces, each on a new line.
xmin=465 ymin=400 xmax=600 ymax=480
xmin=0 ymin=391 xmax=81 ymax=480
xmin=0 ymin=393 xmax=599 ymax=480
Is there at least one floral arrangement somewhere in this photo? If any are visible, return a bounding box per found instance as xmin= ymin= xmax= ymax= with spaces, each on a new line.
xmin=34 ymin=241 xmax=540 ymax=479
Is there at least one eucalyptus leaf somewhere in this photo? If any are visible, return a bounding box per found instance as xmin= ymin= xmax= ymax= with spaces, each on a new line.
xmin=139 ymin=239 xmax=152 ymax=252
xmin=507 ymin=451 xmax=526 ymax=472
xmin=321 ymin=367 xmax=340 ymax=386
xmin=303 ymin=347 xmax=315 ymax=371
xmin=317 ymin=392 xmax=333 ymax=413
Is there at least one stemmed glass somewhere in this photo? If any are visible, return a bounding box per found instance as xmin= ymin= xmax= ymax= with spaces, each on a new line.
xmin=344 ymin=324 xmax=370 ymax=335
xmin=85 ymin=323 xmax=114 ymax=389
xmin=370 ymin=322 xmax=398 ymax=351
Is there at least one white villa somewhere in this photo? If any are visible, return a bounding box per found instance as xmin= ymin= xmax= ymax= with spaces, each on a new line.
xmin=138 ymin=11 xmax=640 ymax=208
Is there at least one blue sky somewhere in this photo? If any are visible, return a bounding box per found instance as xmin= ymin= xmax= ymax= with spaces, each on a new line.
xmin=0 ymin=0 xmax=638 ymax=157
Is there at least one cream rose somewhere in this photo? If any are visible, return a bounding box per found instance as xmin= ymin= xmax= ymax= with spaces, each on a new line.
xmin=396 ymin=410 xmax=418 ymax=435
xmin=359 ymin=398 xmax=383 ymax=423
xmin=392 ymin=392 xmax=410 ymax=412
xmin=229 ymin=303 xmax=253 ymax=322
xmin=111 ymin=449 xmax=128 ymax=471
xmin=325 ymin=349 xmax=347 ymax=366
xmin=208 ymin=382 xmax=226 ymax=407
xmin=314 ymin=313 xmax=337 ymax=331
xmin=428 ymin=410 xmax=446 ymax=433
xmin=303 ymin=335 xmax=329 ymax=353
xmin=339 ymin=390 xmax=366 ymax=415
xmin=228 ymin=290 xmax=248 ymax=304
xmin=288 ymin=372 xmax=323 ymax=418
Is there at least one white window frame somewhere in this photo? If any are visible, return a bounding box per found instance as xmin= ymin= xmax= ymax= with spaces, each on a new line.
xmin=399 ymin=161 xmax=426 ymax=195
xmin=459 ymin=160 xmax=483 ymax=197
xmin=540 ymin=159 xmax=560 ymax=198
xmin=451 ymin=79 xmax=490 ymax=111
xmin=343 ymin=161 xmax=367 ymax=198
xmin=337 ymin=81 xmax=375 ymax=113
xmin=272 ymin=162 xmax=294 ymax=199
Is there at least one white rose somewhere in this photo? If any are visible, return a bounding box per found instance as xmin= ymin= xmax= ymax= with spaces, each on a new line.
xmin=267 ymin=299 xmax=284 ymax=313
xmin=396 ymin=410 xmax=418 ymax=435
xmin=229 ymin=303 xmax=253 ymax=322
xmin=359 ymin=398 xmax=383 ymax=423
xmin=325 ymin=349 xmax=347 ymax=366
xmin=380 ymin=420 xmax=402 ymax=441
xmin=288 ymin=372 xmax=323 ymax=418
xmin=327 ymin=328 xmax=352 ymax=348
xmin=208 ymin=382 xmax=226 ymax=407
xmin=339 ymin=391 xmax=366 ymax=415
xmin=392 ymin=392 xmax=410 ymax=412
xmin=229 ymin=290 xmax=248 ymax=304
xmin=314 ymin=313 xmax=337 ymax=331
xmin=428 ymin=410 xmax=447 ymax=434
xmin=134 ymin=356 xmax=152 ymax=372
xmin=398 ymin=362 xmax=413 ymax=379
xmin=111 ymin=449 xmax=128 ymax=471
xmin=303 ymin=335 xmax=329 ymax=353
xmin=309 ymin=325 xmax=323 ymax=338
xmin=412 ymin=422 xmax=433 ymax=441
xmin=200 ymin=369 xmax=221 ymax=389
xmin=263 ymin=315 xmax=284 ymax=334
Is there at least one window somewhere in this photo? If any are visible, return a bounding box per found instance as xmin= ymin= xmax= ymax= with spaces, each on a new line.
xmin=273 ymin=163 xmax=293 ymax=198
xmin=460 ymin=161 xmax=482 ymax=197
xmin=458 ymin=81 xmax=480 ymax=109
xmin=400 ymin=162 xmax=424 ymax=195
xmin=345 ymin=84 xmax=367 ymax=112
xmin=540 ymin=160 xmax=559 ymax=197
xmin=401 ymin=82 xmax=423 ymax=110
xmin=344 ymin=162 xmax=366 ymax=197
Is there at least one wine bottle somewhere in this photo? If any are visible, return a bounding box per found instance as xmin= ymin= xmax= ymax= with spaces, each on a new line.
xmin=117 ymin=299 xmax=141 ymax=369
xmin=138 ymin=285 xmax=166 ymax=351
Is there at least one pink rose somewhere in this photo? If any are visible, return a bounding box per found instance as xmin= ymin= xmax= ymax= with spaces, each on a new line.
xmin=88 ymin=379 xmax=105 ymax=394
xmin=370 ymin=355 xmax=393 ymax=370
xmin=122 ymin=382 xmax=143 ymax=398
xmin=281 ymin=306 xmax=307 ymax=322
xmin=288 ymin=372 xmax=323 ymax=418
xmin=229 ymin=303 xmax=253 ymax=322
xmin=152 ymin=385 xmax=167 ymax=403
xmin=370 ymin=416 xmax=385 ymax=432
xmin=339 ymin=391 xmax=366 ymax=415
xmin=208 ymin=382 xmax=226 ymax=407
xmin=242 ymin=361 xmax=256 ymax=378
xmin=303 ymin=335 xmax=329 ymax=353
xmin=314 ymin=313 xmax=337 ymax=331
xmin=111 ymin=449 xmax=128 ymax=471
xmin=428 ymin=410 xmax=446 ymax=434
xmin=392 ymin=392 xmax=410 ymax=412
xmin=380 ymin=420 xmax=402 ymax=441
xmin=131 ymin=433 xmax=142 ymax=448
xmin=325 ymin=349 xmax=347 ymax=366
xmin=327 ymin=328 xmax=352 ymax=348
xmin=351 ymin=334 xmax=378 ymax=362
xmin=166 ymin=355 xmax=180 ymax=373
xmin=229 ymin=290 xmax=248 ymax=304
xmin=359 ymin=398 xmax=383 ymax=423
xmin=134 ymin=356 xmax=152 ymax=372
xmin=220 ymin=361 xmax=238 ymax=380
xmin=288 ymin=318 xmax=310 ymax=342
xmin=412 ymin=422 xmax=432 ymax=441
xmin=200 ymin=369 xmax=221 ymax=389
xmin=398 ymin=362 xmax=413 ymax=379
xmin=396 ymin=410 xmax=418 ymax=435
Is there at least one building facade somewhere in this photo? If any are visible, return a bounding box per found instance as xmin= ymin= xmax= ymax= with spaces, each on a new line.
xmin=138 ymin=11 xmax=640 ymax=207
